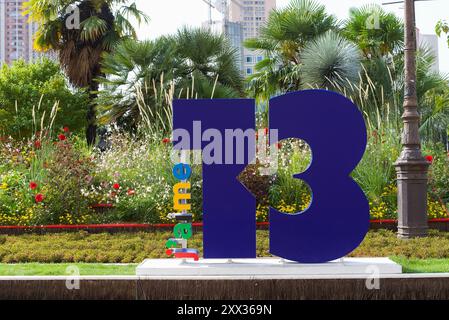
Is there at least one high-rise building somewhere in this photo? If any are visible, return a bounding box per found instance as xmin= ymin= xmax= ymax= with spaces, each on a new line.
xmin=207 ymin=0 xmax=276 ymax=76
xmin=0 ymin=0 xmax=43 ymax=65
xmin=207 ymin=18 xmax=244 ymax=73
xmin=228 ymin=0 xmax=276 ymax=76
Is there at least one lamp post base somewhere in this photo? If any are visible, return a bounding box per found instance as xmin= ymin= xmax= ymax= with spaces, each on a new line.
xmin=395 ymin=159 xmax=429 ymax=239
xmin=397 ymin=225 xmax=428 ymax=239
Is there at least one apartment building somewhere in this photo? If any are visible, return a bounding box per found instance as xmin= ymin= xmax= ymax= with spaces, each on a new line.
xmin=207 ymin=0 xmax=276 ymax=76
xmin=228 ymin=0 xmax=276 ymax=76
xmin=0 ymin=0 xmax=42 ymax=65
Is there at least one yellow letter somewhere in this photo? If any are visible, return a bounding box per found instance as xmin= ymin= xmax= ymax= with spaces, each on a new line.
xmin=173 ymin=182 xmax=191 ymax=211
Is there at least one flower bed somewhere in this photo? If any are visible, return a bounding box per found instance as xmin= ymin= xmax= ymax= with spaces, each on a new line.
xmin=1 ymin=129 xmax=448 ymax=227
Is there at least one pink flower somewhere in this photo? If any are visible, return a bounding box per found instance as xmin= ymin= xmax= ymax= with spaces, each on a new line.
xmin=127 ymin=189 xmax=135 ymax=196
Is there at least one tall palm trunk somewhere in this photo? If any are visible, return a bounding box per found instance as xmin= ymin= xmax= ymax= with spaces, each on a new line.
xmin=86 ymin=82 xmax=99 ymax=146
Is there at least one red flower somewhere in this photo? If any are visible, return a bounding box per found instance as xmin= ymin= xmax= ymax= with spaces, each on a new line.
xmin=34 ymin=193 xmax=44 ymax=203
xmin=264 ymin=128 xmax=269 ymax=135
xmin=277 ymin=142 xmax=282 ymax=150
xmin=127 ymin=189 xmax=135 ymax=196
xmin=425 ymin=155 xmax=434 ymax=164
xmin=58 ymin=134 xmax=66 ymax=141
xmin=113 ymin=183 xmax=120 ymax=190
xmin=34 ymin=140 xmax=41 ymax=149
xmin=162 ymin=138 xmax=171 ymax=144
xmin=29 ymin=181 xmax=38 ymax=190
xmin=63 ymin=126 xmax=70 ymax=133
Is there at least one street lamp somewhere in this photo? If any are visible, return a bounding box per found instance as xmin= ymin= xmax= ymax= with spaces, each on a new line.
xmin=384 ymin=0 xmax=432 ymax=238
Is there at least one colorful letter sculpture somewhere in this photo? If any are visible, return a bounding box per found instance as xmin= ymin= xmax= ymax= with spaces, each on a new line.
xmin=165 ymin=162 xmax=199 ymax=261
xmin=168 ymin=90 xmax=370 ymax=264
xmin=173 ymin=99 xmax=256 ymax=259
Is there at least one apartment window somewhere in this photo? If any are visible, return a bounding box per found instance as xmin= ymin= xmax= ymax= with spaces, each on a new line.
xmin=257 ymin=56 xmax=263 ymax=62
xmin=246 ymin=68 xmax=253 ymax=75
xmin=246 ymin=56 xmax=253 ymax=63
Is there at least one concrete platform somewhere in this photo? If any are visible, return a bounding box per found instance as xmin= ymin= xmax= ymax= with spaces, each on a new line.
xmin=136 ymin=257 xmax=402 ymax=277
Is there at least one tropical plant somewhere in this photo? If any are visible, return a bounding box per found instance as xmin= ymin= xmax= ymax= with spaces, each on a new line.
xmin=244 ymin=0 xmax=338 ymax=100
xmin=97 ymin=27 xmax=244 ymax=131
xmin=343 ymin=4 xmax=403 ymax=58
xmin=24 ymin=0 xmax=149 ymax=145
xmin=175 ymin=27 xmax=243 ymax=94
xmin=420 ymin=87 xmax=449 ymax=145
xmin=300 ymin=31 xmax=361 ymax=92
xmin=348 ymin=45 xmax=447 ymax=136
xmin=413 ymin=45 xmax=448 ymax=145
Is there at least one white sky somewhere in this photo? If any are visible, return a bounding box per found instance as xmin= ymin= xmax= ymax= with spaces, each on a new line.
xmin=135 ymin=0 xmax=449 ymax=73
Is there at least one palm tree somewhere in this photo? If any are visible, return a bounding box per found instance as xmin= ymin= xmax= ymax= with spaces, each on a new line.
xmin=244 ymin=0 xmax=338 ymax=100
xmin=97 ymin=27 xmax=244 ymax=131
xmin=420 ymin=88 xmax=449 ymax=145
xmin=24 ymin=0 xmax=149 ymax=145
xmin=175 ymin=27 xmax=244 ymax=95
xmin=343 ymin=4 xmax=403 ymax=59
xmin=341 ymin=5 xmax=403 ymax=123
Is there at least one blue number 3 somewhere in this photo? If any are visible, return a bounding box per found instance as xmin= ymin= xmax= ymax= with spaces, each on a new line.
xmin=269 ymin=90 xmax=370 ymax=263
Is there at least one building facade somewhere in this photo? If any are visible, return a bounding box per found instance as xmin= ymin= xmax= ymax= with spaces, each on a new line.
xmin=208 ymin=0 xmax=276 ymax=76
xmin=208 ymin=18 xmax=244 ymax=73
xmin=228 ymin=0 xmax=276 ymax=76
xmin=0 ymin=0 xmax=42 ymax=65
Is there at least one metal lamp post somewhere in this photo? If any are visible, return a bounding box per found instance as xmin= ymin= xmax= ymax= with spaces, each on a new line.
xmin=394 ymin=0 xmax=429 ymax=238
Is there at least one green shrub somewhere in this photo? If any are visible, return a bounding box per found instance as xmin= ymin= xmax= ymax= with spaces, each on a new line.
xmin=0 ymin=230 xmax=448 ymax=263
xmin=0 ymin=58 xmax=89 ymax=139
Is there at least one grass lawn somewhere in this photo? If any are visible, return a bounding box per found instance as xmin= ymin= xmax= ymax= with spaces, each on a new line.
xmin=0 ymin=259 xmax=449 ymax=275
xmin=0 ymin=263 xmax=137 ymax=276
xmin=0 ymin=229 xmax=448 ymax=274
xmin=391 ymin=257 xmax=449 ymax=273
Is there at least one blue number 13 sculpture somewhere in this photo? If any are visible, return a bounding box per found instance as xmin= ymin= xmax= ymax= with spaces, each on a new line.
xmin=173 ymin=90 xmax=370 ymax=264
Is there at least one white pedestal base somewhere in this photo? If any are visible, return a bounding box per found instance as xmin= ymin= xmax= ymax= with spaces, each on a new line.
xmin=136 ymin=257 xmax=402 ymax=277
